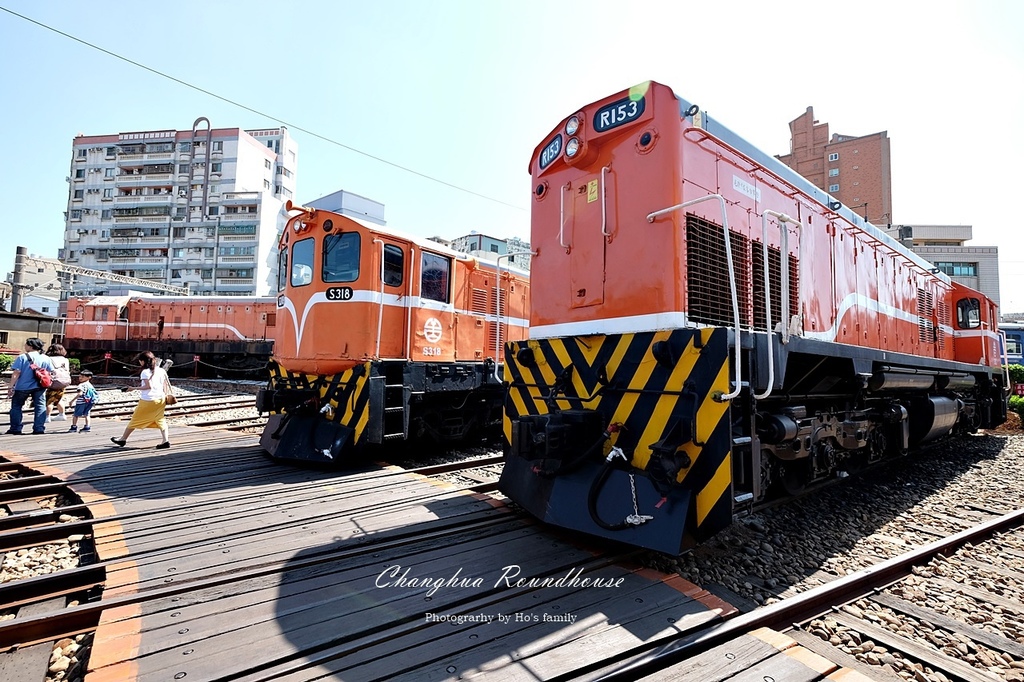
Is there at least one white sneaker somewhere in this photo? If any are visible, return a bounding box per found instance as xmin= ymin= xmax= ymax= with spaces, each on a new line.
xmin=53 ymin=414 xmax=67 ymax=421
xmin=45 ymin=416 xmax=51 ymax=423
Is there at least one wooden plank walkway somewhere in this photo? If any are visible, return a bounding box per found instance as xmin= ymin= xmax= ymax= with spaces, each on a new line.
xmin=1 ymin=416 xmax=747 ymax=681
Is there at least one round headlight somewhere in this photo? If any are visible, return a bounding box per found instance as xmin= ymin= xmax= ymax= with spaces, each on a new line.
xmin=565 ymin=138 xmax=581 ymax=158
xmin=565 ymin=115 xmax=581 ymax=136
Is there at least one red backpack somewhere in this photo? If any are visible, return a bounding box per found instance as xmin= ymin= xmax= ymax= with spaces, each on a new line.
xmin=26 ymin=354 xmax=53 ymax=389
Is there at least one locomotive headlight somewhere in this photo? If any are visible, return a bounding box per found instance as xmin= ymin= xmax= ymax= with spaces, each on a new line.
xmin=565 ymin=137 xmax=581 ymax=158
xmin=565 ymin=115 xmax=581 ymax=136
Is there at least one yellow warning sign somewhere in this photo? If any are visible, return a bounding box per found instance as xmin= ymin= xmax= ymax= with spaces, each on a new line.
xmin=587 ymin=179 xmax=599 ymax=203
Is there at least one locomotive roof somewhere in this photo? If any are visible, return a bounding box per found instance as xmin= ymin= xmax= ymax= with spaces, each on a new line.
xmin=667 ymin=89 xmax=950 ymax=283
xmin=312 ymin=211 xmax=530 ymax=278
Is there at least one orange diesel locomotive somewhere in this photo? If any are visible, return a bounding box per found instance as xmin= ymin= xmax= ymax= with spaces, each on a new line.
xmin=500 ymin=81 xmax=1007 ymax=555
xmin=258 ymin=203 xmax=530 ymax=463
xmin=63 ymin=294 xmax=276 ymax=372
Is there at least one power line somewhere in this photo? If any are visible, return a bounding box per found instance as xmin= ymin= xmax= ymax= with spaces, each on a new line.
xmin=0 ymin=5 xmax=525 ymax=212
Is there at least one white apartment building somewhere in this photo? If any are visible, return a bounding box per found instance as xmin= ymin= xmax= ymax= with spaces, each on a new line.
xmin=61 ymin=123 xmax=298 ymax=297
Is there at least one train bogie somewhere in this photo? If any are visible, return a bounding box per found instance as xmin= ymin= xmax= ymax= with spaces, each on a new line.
xmin=500 ymin=81 xmax=1007 ymax=555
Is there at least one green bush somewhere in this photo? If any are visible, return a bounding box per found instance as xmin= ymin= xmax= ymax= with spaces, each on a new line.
xmin=0 ymin=354 xmax=12 ymax=373
xmin=1008 ymin=364 xmax=1024 ymax=385
xmin=69 ymin=358 xmax=81 ymax=372
xmin=1009 ymin=395 xmax=1024 ymax=421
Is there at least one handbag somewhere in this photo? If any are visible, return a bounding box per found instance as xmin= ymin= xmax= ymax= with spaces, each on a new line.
xmin=26 ymin=354 xmax=53 ymax=389
xmin=164 ymin=374 xmax=177 ymax=405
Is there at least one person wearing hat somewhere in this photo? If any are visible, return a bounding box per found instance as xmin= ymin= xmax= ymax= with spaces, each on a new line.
xmin=6 ymin=337 xmax=56 ymax=435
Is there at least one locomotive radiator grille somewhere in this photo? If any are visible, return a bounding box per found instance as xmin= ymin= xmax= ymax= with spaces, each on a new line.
xmin=917 ymin=288 xmax=936 ymax=344
xmin=686 ymin=215 xmax=750 ymax=328
xmin=751 ymin=243 xmax=801 ymax=332
xmin=503 ymin=327 xmax=734 ymax=547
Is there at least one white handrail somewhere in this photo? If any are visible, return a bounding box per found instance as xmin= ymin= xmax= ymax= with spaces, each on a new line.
xmin=559 ymin=183 xmax=570 ymax=248
xmin=373 ymin=238 xmax=385 ymax=358
xmin=647 ymin=194 xmax=741 ymax=400
xmin=405 ymin=246 xmax=415 ymax=359
xmin=1000 ymin=330 xmax=1011 ymax=391
xmin=601 ymin=166 xmax=611 ymax=236
xmin=754 ymin=210 xmax=802 ymax=400
xmin=492 ymin=250 xmax=537 ymax=383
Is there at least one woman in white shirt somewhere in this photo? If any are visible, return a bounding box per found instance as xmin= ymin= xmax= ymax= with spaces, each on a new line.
xmin=111 ymin=351 xmax=171 ymax=449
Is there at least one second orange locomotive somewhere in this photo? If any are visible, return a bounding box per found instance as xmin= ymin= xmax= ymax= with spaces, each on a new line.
xmin=259 ymin=203 xmax=530 ymax=463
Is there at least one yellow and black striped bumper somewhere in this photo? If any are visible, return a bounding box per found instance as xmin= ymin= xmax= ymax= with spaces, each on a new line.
xmin=260 ymin=360 xmax=373 ymax=463
xmin=499 ymin=328 xmax=733 ymax=554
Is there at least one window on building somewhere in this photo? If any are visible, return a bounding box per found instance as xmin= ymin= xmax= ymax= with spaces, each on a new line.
xmin=208 ymin=206 xmax=219 ymax=216
xmin=956 ymin=297 xmax=981 ymax=329
xmin=77 ymin=149 xmax=87 ymax=158
xmin=828 ymin=152 xmax=839 ymax=161
xmin=213 ymin=141 xmax=223 ymax=152
xmin=211 ymin=162 xmax=222 ymax=173
xmin=101 ymin=209 xmax=112 ymax=220
xmin=264 ymin=179 xmax=271 ymax=190
xmin=105 ymin=147 xmax=116 ymax=156
xmin=829 ymin=184 xmax=839 ymax=192
xmin=383 ymin=245 xmax=404 ymax=287
xmin=323 ymin=233 xmax=360 ymax=283
xmin=264 ymin=159 xmax=272 ymax=169
xmin=103 ymin=188 xmax=113 ymax=198
xmin=75 ymin=169 xmax=86 ymax=179
xmin=178 ymin=164 xmax=190 ymax=174
xmin=104 ymin=167 xmax=115 ymax=178
xmin=73 ymin=190 xmax=84 ymax=200
xmin=70 ymin=209 xmax=82 ymax=220
xmin=291 ymin=238 xmax=314 ymax=286
xmin=829 ymin=168 xmax=839 ymax=177
xmin=936 ymin=262 xmax=978 ymax=277
xmin=421 ymin=252 xmax=451 ymax=303
xmin=0 ymin=332 xmax=7 ymax=345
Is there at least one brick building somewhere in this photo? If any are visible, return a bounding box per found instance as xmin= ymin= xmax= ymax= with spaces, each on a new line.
xmin=776 ymin=107 xmax=892 ymax=225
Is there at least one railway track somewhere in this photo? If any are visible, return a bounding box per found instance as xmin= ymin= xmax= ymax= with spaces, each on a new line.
xmin=0 ymin=452 xmax=512 ymax=681
xmin=588 ymin=506 xmax=1024 ymax=681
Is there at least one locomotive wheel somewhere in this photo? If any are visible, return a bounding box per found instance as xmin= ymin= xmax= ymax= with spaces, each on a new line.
xmin=778 ymin=461 xmax=809 ymax=497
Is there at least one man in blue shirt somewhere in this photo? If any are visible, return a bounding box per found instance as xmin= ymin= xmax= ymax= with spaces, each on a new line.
xmin=6 ymin=337 xmax=56 ymax=435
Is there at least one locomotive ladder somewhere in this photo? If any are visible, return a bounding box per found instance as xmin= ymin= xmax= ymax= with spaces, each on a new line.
xmin=647 ymin=199 xmax=802 ymax=510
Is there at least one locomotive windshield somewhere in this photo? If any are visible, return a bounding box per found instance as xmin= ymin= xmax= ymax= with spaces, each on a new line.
xmin=277 ymin=247 xmax=288 ymax=292
xmin=323 ymin=233 xmax=360 ymax=283
xmin=291 ymin=238 xmax=314 ymax=287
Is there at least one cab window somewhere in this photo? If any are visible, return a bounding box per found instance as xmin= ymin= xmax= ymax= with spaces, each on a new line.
xmin=277 ymin=247 xmax=288 ymax=292
xmin=291 ymin=238 xmax=314 ymax=287
xmin=323 ymin=232 xmax=360 ymax=283
xmin=1006 ymin=335 xmax=1023 ymax=356
xmin=383 ymin=244 xmax=403 ymax=287
xmin=956 ymin=297 xmax=980 ymax=329
xmin=421 ymin=252 xmax=450 ymax=303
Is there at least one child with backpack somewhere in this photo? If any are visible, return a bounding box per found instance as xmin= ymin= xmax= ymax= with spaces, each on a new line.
xmin=69 ymin=370 xmax=99 ymax=433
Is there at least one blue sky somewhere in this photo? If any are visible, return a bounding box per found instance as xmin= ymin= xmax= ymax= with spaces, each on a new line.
xmin=2 ymin=1 xmax=1022 ymax=310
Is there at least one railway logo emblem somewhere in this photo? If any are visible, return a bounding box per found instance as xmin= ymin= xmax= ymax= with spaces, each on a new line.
xmin=424 ymin=317 xmax=443 ymax=343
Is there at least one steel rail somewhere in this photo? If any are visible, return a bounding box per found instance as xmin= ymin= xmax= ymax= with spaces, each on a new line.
xmin=591 ymin=505 xmax=1024 ymax=681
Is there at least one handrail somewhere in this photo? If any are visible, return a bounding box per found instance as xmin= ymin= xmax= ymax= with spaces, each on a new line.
xmin=492 ymin=250 xmax=537 ymax=383
xmin=753 ymin=210 xmax=802 ymax=400
xmin=601 ymin=166 xmax=611 ymax=236
xmin=373 ymin=239 xmax=385 ymax=358
xmin=999 ymin=330 xmax=1011 ymax=392
xmin=405 ymin=246 xmax=415 ymax=359
xmin=559 ymin=183 xmax=570 ymax=248
xmin=647 ymin=194 xmax=741 ymax=400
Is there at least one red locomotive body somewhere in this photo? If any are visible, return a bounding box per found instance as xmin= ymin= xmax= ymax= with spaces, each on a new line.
xmin=258 ymin=204 xmax=530 ymax=463
xmin=500 ymin=81 xmax=1007 ymax=555
xmin=63 ymin=294 xmax=275 ymax=372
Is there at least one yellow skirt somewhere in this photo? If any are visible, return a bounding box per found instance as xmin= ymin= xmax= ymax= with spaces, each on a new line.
xmin=127 ymin=398 xmax=167 ymax=430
